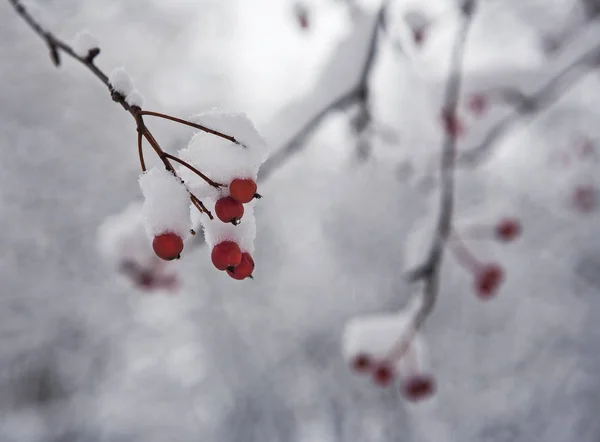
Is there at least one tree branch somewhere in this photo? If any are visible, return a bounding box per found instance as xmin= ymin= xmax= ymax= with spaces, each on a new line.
xmin=388 ymin=0 xmax=477 ymax=362
xmin=8 ymin=0 xmax=241 ymax=219
xmin=458 ymin=40 xmax=600 ymax=167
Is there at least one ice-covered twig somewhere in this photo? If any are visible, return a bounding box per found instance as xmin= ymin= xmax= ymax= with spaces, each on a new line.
xmin=458 ymin=40 xmax=600 ymax=167
xmin=8 ymin=0 xmax=244 ymax=219
xmin=402 ymin=0 xmax=477 ymax=335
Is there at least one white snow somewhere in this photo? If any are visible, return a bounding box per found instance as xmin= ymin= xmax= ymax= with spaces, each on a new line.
xmin=138 ymin=167 xmax=191 ymax=239
xmin=97 ymin=201 xmax=155 ymax=268
xmin=341 ymin=310 xmax=413 ymax=361
xmin=177 ymin=110 xmax=268 ymax=198
xmin=125 ymin=89 xmax=145 ymax=108
xmin=108 ymin=66 xmax=135 ymax=97
xmin=71 ymin=30 xmax=99 ymax=58
xmin=192 ymin=198 xmax=257 ymax=254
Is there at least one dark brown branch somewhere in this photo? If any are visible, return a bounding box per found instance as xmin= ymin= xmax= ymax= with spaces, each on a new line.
xmin=458 ymin=41 xmax=600 ymax=167
xmin=137 ymin=130 xmax=146 ymax=172
xmin=161 ymin=152 xmax=223 ymax=189
xmin=139 ymin=110 xmax=244 ymax=147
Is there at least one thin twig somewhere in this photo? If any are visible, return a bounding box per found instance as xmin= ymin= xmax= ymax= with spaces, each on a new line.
xmin=397 ymin=0 xmax=477 ymax=346
xmin=137 ymin=130 xmax=146 ymax=172
xmin=161 ymin=152 xmax=223 ymax=189
xmin=139 ymin=110 xmax=244 ymax=146
xmin=458 ymin=41 xmax=600 ymax=167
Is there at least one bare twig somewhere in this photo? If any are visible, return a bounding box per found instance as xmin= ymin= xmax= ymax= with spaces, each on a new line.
xmin=458 ymin=41 xmax=600 ymax=167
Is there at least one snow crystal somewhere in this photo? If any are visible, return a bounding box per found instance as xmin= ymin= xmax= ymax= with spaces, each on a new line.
xmin=342 ymin=311 xmax=413 ymax=361
xmin=72 ymin=30 xmax=99 ymax=58
xmin=108 ymin=67 xmax=135 ymax=97
xmin=126 ymin=89 xmax=145 ymax=108
xmin=138 ymin=167 xmax=191 ymax=238
xmin=177 ymin=110 xmax=268 ymax=196
xmin=193 ymin=197 xmax=257 ymax=253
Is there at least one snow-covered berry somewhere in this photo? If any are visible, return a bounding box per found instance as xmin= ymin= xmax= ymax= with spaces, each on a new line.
xmin=152 ymin=232 xmax=184 ymax=261
xmin=211 ymin=241 xmax=242 ymax=271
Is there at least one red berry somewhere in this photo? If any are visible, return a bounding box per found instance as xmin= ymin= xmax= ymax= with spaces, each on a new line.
xmin=215 ymin=196 xmax=244 ymax=224
xmin=350 ymin=353 xmax=372 ymax=373
xmin=229 ymin=178 xmax=258 ymax=204
xmin=152 ymin=232 xmax=184 ymax=261
xmin=475 ymin=263 xmax=504 ymax=299
xmin=226 ymin=252 xmax=255 ymax=280
xmin=441 ymin=109 xmax=464 ymax=138
xmin=211 ymin=241 xmax=242 ymax=271
xmin=572 ymin=185 xmax=597 ymax=213
xmin=372 ymin=363 xmax=395 ymax=387
xmin=468 ymin=94 xmax=487 ymax=117
xmin=401 ymin=374 xmax=436 ymax=402
xmin=495 ymin=218 xmax=521 ymax=242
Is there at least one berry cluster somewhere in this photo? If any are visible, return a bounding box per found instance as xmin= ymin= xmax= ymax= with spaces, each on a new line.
xmin=136 ymin=110 xmax=268 ymax=282
xmin=351 ymin=352 xmax=436 ymax=402
xmin=343 ymin=312 xmax=436 ymax=403
xmin=451 ymin=216 xmax=522 ymax=300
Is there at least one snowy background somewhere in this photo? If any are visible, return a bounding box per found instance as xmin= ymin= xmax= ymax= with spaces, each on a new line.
xmin=1 ymin=0 xmax=600 ymax=441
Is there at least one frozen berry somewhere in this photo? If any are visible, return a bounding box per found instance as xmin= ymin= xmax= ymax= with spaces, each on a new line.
xmin=152 ymin=232 xmax=184 ymax=261
xmin=211 ymin=241 xmax=242 ymax=271
xmin=226 ymin=252 xmax=255 ymax=280
xmin=215 ymin=196 xmax=244 ymax=224
xmin=230 ymin=178 xmax=258 ymax=204
xmin=475 ymin=263 xmax=504 ymax=299
xmin=495 ymin=218 xmax=521 ymax=242
xmin=401 ymin=374 xmax=436 ymax=402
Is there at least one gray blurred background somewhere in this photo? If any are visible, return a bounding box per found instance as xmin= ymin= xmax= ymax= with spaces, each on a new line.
xmin=1 ymin=0 xmax=600 ymax=441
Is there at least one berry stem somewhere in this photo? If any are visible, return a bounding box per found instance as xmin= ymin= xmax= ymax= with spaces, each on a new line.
xmin=190 ymin=194 xmax=213 ymax=220
xmin=448 ymin=230 xmax=482 ymax=272
xmin=136 ymin=129 xmax=146 ymax=172
xmin=139 ymin=110 xmax=246 ymax=147
xmin=161 ymin=152 xmax=223 ymax=189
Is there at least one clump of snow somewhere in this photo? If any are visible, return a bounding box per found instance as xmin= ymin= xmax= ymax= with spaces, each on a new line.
xmin=342 ymin=310 xmax=413 ymax=362
xmin=177 ymin=110 xmax=268 ymax=198
xmin=126 ymin=89 xmax=145 ymax=108
xmin=97 ymin=202 xmax=180 ymax=291
xmin=108 ymin=67 xmax=135 ymax=96
xmin=97 ymin=201 xmax=161 ymax=273
xmin=72 ymin=30 xmax=99 ymax=58
xmin=192 ymin=198 xmax=257 ymax=253
xmin=138 ymin=167 xmax=191 ymax=238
